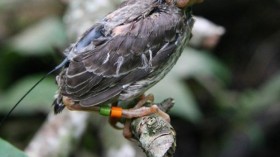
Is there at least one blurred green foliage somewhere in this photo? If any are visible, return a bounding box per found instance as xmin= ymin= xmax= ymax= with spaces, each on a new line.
xmin=0 ymin=16 xmax=67 ymax=113
xmin=0 ymin=138 xmax=27 ymax=157
xmin=0 ymin=75 xmax=57 ymax=114
xmin=9 ymin=17 xmax=67 ymax=55
xmin=149 ymin=48 xmax=231 ymax=123
xmin=0 ymin=0 xmax=67 ymax=114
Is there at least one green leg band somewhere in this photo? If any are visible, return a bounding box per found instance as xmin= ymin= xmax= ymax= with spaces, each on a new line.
xmin=99 ymin=106 xmax=111 ymax=116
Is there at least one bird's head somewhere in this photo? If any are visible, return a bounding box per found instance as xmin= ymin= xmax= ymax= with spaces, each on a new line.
xmin=166 ymin=0 xmax=203 ymax=8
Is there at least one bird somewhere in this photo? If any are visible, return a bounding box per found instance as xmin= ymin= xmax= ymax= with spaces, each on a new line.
xmin=53 ymin=0 xmax=202 ymax=136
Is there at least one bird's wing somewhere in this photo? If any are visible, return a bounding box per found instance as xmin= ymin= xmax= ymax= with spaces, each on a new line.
xmin=60 ymin=6 xmax=187 ymax=106
xmin=80 ymin=9 xmax=185 ymax=76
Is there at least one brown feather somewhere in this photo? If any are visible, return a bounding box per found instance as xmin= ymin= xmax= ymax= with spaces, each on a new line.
xmin=55 ymin=0 xmax=194 ymax=107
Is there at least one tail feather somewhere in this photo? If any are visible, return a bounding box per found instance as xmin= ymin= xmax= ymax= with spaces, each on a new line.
xmin=52 ymin=95 xmax=65 ymax=114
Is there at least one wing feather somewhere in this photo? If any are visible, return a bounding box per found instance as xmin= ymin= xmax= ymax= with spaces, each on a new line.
xmin=59 ymin=4 xmax=188 ymax=106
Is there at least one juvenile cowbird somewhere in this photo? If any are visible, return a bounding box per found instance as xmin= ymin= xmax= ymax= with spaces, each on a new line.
xmin=53 ymin=0 xmax=202 ymax=133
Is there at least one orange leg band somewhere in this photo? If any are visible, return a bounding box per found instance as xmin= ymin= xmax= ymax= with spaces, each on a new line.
xmin=111 ymin=106 xmax=123 ymax=118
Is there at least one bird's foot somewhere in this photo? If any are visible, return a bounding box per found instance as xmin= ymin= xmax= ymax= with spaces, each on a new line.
xmin=121 ymin=94 xmax=170 ymax=139
xmin=61 ymin=95 xmax=170 ymax=140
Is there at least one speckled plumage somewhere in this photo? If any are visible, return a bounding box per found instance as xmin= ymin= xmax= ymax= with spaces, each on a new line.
xmin=54 ymin=0 xmax=194 ymax=113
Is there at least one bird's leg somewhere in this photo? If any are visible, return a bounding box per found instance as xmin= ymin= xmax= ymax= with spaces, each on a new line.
xmin=109 ymin=95 xmax=170 ymax=131
xmin=121 ymin=94 xmax=170 ymax=121
xmin=62 ymin=96 xmax=99 ymax=112
xmin=63 ymin=96 xmax=123 ymax=129
xmin=108 ymin=101 xmax=124 ymax=130
xmin=62 ymin=95 xmax=170 ymax=139
xmin=122 ymin=94 xmax=170 ymax=139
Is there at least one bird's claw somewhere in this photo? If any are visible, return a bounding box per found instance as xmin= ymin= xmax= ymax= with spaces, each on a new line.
xmin=121 ymin=94 xmax=170 ymax=139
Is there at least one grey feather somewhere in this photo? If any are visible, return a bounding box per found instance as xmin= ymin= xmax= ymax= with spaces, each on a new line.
xmin=55 ymin=0 xmax=194 ymax=107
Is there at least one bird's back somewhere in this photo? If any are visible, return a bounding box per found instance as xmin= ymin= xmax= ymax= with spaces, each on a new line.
xmin=55 ymin=0 xmax=194 ymax=107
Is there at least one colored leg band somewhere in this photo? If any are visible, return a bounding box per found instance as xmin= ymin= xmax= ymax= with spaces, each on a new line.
xmin=99 ymin=106 xmax=123 ymax=118
xmin=111 ymin=106 xmax=123 ymax=118
xmin=99 ymin=106 xmax=111 ymax=116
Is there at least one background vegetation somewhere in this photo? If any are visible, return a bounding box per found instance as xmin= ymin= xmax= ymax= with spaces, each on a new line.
xmin=0 ymin=0 xmax=280 ymax=157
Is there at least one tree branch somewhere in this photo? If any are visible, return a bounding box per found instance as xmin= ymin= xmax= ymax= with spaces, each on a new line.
xmin=131 ymin=98 xmax=176 ymax=157
xmin=25 ymin=112 xmax=90 ymax=157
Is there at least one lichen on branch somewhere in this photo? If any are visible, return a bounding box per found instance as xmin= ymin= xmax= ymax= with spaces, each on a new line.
xmin=131 ymin=98 xmax=176 ymax=157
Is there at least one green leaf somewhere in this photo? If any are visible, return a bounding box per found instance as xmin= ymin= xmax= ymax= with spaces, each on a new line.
xmin=9 ymin=17 xmax=67 ymax=55
xmin=257 ymin=72 xmax=280 ymax=104
xmin=0 ymin=75 xmax=57 ymax=115
xmin=240 ymin=72 xmax=280 ymax=112
xmin=0 ymin=138 xmax=27 ymax=157
xmin=173 ymin=47 xmax=231 ymax=84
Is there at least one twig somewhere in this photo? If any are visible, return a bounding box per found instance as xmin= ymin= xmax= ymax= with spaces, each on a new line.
xmin=131 ymin=98 xmax=176 ymax=157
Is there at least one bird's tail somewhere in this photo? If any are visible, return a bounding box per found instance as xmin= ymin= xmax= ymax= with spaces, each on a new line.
xmin=52 ymin=94 xmax=65 ymax=114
